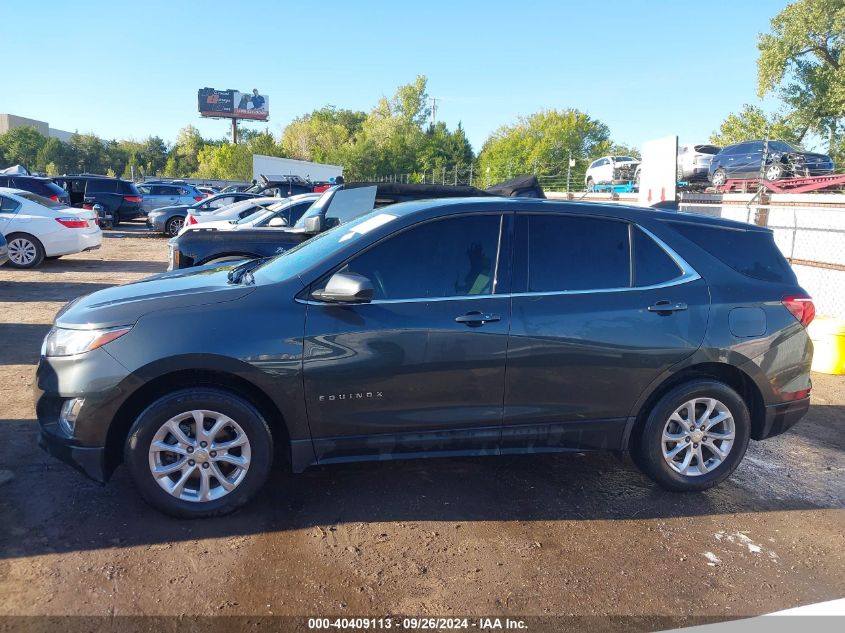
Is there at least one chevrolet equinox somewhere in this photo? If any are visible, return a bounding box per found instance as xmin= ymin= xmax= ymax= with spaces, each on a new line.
xmin=36 ymin=198 xmax=814 ymax=517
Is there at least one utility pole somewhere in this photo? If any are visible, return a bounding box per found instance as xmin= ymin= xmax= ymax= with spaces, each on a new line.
xmin=469 ymin=164 xmax=473 ymax=186
xmin=230 ymin=118 xmax=238 ymax=144
xmin=429 ymin=97 xmax=438 ymax=127
xmin=454 ymin=164 xmax=458 ymax=185
xmin=566 ymin=154 xmax=573 ymax=193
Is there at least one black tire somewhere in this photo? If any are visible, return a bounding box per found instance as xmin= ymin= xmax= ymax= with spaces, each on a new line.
xmin=634 ymin=379 xmax=751 ymax=492
xmin=124 ymin=388 xmax=274 ymax=518
xmin=5 ymin=233 xmax=45 ymax=269
xmin=111 ymin=210 xmax=122 ymax=227
xmin=586 ymin=177 xmax=595 ymax=192
xmin=711 ymin=168 xmax=727 ymax=187
xmin=165 ymin=216 xmax=184 ymax=237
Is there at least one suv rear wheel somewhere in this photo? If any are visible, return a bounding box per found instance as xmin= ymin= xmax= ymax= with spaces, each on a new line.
xmin=124 ymin=388 xmax=274 ymax=518
xmin=634 ymin=379 xmax=750 ymax=491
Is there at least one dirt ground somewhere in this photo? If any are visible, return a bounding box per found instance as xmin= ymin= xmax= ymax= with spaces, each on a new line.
xmin=0 ymin=223 xmax=843 ymax=623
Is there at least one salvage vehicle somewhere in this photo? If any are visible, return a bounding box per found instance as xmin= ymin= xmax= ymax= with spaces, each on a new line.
xmin=708 ymin=140 xmax=834 ymax=186
xmin=146 ymin=191 xmax=258 ymax=236
xmin=0 ymin=188 xmax=101 ymax=268
xmin=53 ymin=175 xmax=143 ymax=226
xmin=585 ymin=156 xmax=640 ymax=190
xmin=677 ymin=144 xmax=721 ymax=182
xmin=169 ymin=183 xmax=492 ymax=270
xmin=36 ymin=197 xmax=813 ymax=517
xmin=182 ymin=193 xmax=320 ymax=233
xmin=136 ymin=182 xmax=204 ymax=214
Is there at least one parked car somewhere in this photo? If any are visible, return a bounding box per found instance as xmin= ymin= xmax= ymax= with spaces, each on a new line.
xmin=585 ymin=156 xmax=640 ymax=189
xmin=0 ymin=232 xmax=7 ymax=267
xmin=677 ymin=144 xmax=721 ymax=181
xmin=169 ymin=183 xmax=493 ymax=270
xmin=219 ymin=184 xmax=251 ymax=194
xmin=246 ymin=175 xmax=315 ymax=197
xmin=136 ymin=183 xmax=204 ymax=214
xmin=196 ymin=186 xmax=219 ymax=197
xmin=35 ymin=197 xmax=814 ymax=517
xmin=182 ymin=193 xmax=320 ymax=234
xmin=182 ymin=196 xmax=282 ymax=230
xmin=0 ymin=174 xmax=70 ymax=205
xmin=0 ymin=188 xmax=101 ymax=268
xmin=53 ymin=175 xmax=143 ymax=226
xmin=708 ymin=140 xmax=835 ymax=186
xmin=146 ymin=192 xmax=259 ymax=236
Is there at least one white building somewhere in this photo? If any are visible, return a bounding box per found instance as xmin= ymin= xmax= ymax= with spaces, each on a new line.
xmin=0 ymin=113 xmax=74 ymax=142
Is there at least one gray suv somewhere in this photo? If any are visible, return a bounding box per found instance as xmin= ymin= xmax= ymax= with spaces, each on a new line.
xmin=35 ymin=198 xmax=814 ymax=517
xmin=136 ymin=183 xmax=203 ymax=214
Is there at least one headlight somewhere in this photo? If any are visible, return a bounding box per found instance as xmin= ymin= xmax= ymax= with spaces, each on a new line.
xmin=42 ymin=326 xmax=132 ymax=357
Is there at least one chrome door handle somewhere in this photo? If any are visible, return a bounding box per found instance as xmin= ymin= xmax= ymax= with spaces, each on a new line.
xmin=647 ymin=301 xmax=688 ymax=314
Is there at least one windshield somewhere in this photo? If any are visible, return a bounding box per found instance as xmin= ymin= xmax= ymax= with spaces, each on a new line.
xmin=251 ymin=210 xmax=400 ymax=285
xmin=18 ymin=191 xmax=67 ymax=209
xmin=235 ymin=201 xmax=286 ymax=225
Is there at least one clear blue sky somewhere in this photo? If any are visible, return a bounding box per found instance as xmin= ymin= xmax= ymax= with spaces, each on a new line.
xmin=2 ymin=0 xmax=790 ymax=152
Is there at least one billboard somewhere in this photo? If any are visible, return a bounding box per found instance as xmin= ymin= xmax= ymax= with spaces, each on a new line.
xmin=198 ymin=88 xmax=269 ymax=121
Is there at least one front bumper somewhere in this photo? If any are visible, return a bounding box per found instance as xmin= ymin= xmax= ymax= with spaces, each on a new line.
xmin=756 ymin=397 xmax=811 ymax=440
xmin=146 ymin=215 xmax=166 ymax=232
xmin=38 ymin=426 xmax=106 ymax=482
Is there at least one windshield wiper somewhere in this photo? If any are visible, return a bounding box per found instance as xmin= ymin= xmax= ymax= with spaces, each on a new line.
xmin=226 ymin=257 xmax=272 ymax=284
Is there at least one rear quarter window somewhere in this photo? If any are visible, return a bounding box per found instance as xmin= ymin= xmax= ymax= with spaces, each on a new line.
xmin=668 ymin=222 xmax=795 ymax=283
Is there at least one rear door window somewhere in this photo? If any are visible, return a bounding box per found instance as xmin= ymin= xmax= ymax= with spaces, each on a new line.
xmin=86 ymin=179 xmax=118 ymax=194
xmin=515 ymin=214 xmax=630 ymax=292
xmin=632 ymin=227 xmax=682 ymax=286
xmin=668 ymin=222 xmax=795 ymax=283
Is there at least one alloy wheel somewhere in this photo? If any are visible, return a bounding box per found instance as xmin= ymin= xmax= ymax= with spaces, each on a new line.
xmin=8 ymin=238 xmax=37 ymax=266
xmin=711 ymin=170 xmax=726 ymax=187
xmin=168 ymin=217 xmax=184 ymax=236
xmin=148 ymin=409 xmax=252 ymax=502
xmin=661 ymin=398 xmax=735 ymax=476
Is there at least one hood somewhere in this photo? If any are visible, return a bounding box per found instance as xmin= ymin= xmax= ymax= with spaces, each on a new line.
xmin=55 ymin=264 xmax=254 ymax=329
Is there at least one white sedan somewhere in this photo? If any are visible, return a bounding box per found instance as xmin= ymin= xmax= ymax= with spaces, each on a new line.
xmin=179 ymin=193 xmax=320 ymax=235
xmin=183 ymin=196 xmax=280 ymax=230
xmin=0 ymin=187 xmax=102 ymax=268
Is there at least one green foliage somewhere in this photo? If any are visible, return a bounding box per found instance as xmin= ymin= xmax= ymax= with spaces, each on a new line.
xmin=0 ymin=126 xmax=47 ymax=169
xmin=756 ymin=0 xmax=845 ymax=153
xmin=709 ymin=104 xmax=803 ymax=146
xmin=476 ymin=109 xmax=612 ymax=186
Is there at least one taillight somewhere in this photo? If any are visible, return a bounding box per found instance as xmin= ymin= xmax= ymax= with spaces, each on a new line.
xmin=193 ymin=196 xmax=204 ymax=201
xmin=49 ymin=194 xmax=60 ymax=202
xmin=56 ymin=217 xmax=89 ymax=229
xmin=123 ymin=195 xmax=142 ymax=203
xmin=186 ymin=214 xmax=197 ymax=225
xmin=782 ymin=295 xmax=815 ymax=328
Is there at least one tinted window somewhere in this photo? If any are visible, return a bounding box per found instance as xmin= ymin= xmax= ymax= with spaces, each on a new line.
xmin=86 ymin=179 xmax=118 ymax=194
xmin=521 ymin=215 xmax=630 ymax=292
xmin=0 ymin=196 xmax=20 ymax=212
xmin=633 ymin=227 xmax=682 ymax=286
xmin=210 ymin=195 xmax=235 ymax=208
xmin=137 ymin=185 xmax=151 ymax=195
xmin=288 ymin=200 xmax=313 ymax=224
xmin=0 ymin=177 xmax=10 ymax=187
xmin=121 ymin=181 xmax=140 ymax=195
xmin=769 ymin=141 xmax=800 ymax=153
xmin=669 ymin=222 xmax=795 ymax=283
xmin=344 ymin=215 xmax=502 ymax=300
xmin=17 ymin=191 xmax=66 ymax=209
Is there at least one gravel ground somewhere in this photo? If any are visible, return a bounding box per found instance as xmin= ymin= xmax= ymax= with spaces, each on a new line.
xmin=0 ymin=224 xmax=842 ymax=622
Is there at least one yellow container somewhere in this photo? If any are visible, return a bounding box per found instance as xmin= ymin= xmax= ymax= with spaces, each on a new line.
xmin=808 ymin=316 xmax=845 ymax=375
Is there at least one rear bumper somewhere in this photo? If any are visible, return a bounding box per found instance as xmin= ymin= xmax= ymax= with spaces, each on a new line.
xmin=755 ymin=397 xmax=811 ymax=440
xmin=46 ymin=229 xmax=103 ymax=257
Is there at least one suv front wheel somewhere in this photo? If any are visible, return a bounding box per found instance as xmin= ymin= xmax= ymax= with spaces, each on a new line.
xmin=634 ymin=379 xmax=751 ymax=492
xmin=124 ymin=388 xmax=274 ymax=517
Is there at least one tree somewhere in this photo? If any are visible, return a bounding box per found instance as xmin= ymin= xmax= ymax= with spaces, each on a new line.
xmin=0 ymin=126 xmax=48 ymax=169
xmin=757 ymin=0 xmax=845 ymax=150
xmin=710 ymin=104 xmax=802 ymax=147
xmin=35 ymin=137 xmax=74 ymax=174
xmin=476 ymin=109 xmax=611 ymax=186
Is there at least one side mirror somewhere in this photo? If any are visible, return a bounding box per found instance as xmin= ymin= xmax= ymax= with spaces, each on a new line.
xmin=312 ymin=272 xmax=374 ymax=304
xmin=303 ymin=215 xmax=323 ymax=234
xmin=267 ymin=216 xmax=287 ymax=228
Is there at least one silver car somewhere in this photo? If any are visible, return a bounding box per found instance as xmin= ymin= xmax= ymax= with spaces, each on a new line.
xmin=678 ymin=144 xmax=721 ymax=181
xmin=136 ymin=183 xmax=203 ymax=214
